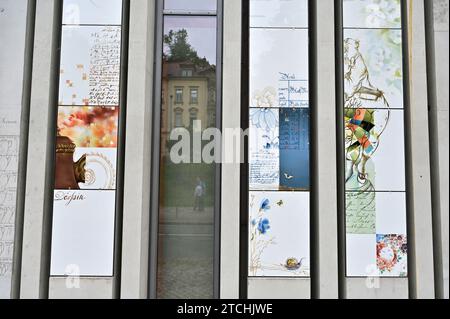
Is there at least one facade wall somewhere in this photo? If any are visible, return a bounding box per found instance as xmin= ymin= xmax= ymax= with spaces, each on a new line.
xmin=0 ymin=0 xmax=29 ymax=299
xmin=0 ymin=0 xmax=448 ymax=299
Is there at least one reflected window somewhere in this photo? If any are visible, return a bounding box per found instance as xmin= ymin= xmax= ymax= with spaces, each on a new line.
xmin=189 ymin=108 xmax=198 ymax=128
xmin=157 ymin=9 xmax=218 ymax=299
xmin=190 ymin=88 xmax=199 ymax=104
xmin=175 ymin=87 xmax=183 ymax=104
xmin=182 ymin=69 xmax=193 ymax=77
xmin=174 ymin=109 xmax=183 ymax=127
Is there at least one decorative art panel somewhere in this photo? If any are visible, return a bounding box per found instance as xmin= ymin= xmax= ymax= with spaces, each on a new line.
xmin=59 ymin=26 xmax=121 ymax=106
xmin=343 ymin=0 xmax=402 ymax=28
xmin=250 ymin=29 xmax=309 ymax=109
xmin=250 ymin=0 xmax=308 ymax=28
xmin=344 ymin=29 xmax=403 ymax=109
xmin=63 ymin=0 xmax=123 ymax=25
xmin=249 ymin=191 xmax=310 ymax=277
xmin=343 ymin=0 xmax=407 ymax=278
xmin=50 ymin=0 xmax=123 ymax=277
xmin=50 ymin=190 xmax=116 ymax=276
xmin=249 ymin=0 xmax=310 ymax=278
xmin=249 ymin=108 xmax=310 ymax=191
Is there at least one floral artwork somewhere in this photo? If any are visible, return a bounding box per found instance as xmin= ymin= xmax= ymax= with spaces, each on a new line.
xmin=249 ymin=108 xmax=280 ymax=190
xmin=250 ymin=28 xmax=309 ymax=108
xmin=248 ymin=1 xmax=310 ymax=279
xmin=249 ymin=192 xmax=309 ymax=277
xmin=376 ymin=234 xmax=407 ymax=276
xmin=57 ymin=106 xmax=119 ymax=148
xmin=344 ymin=29 xmax=403 ymax=108
xmin=343 ymin=0 xmax=407 ymax=277
xmin=343 ymin=0 xmax=402 ymax=28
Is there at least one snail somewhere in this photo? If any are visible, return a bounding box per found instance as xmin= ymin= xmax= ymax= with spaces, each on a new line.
xmin=283 ymin=257 xmax=305 ymax=271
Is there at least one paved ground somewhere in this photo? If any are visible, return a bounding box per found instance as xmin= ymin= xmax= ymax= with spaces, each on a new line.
xmin=157 ymin=257 xmax=214 ymax=299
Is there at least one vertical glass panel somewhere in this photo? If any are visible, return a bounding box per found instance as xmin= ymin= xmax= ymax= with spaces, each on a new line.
xmin=0 ymin=0 xmax=28 ymax=298
xmin=63 ymin=0 xmax=123 ymax=25
xmin=250 ymin=29 xmax=309 ymax=109
xmin=250 ymin=0 xmax=308 ymax=28
xmin=343 ymin=0 xmax=407 ymax=278
xmin=158 ymin=16 xmax=217 ymax=299
xmin=50 ymin=0 xmax=123 ymax=277
xmin=343 ymin=0 xmax=401 ymax=28
xmin=164 ymin=0 xmax=217 ymax=12
xmin=248 ymin=1 xmax=310 ymax=278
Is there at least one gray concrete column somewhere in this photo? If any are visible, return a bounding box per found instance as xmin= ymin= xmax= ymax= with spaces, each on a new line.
xmin=430 ymin=0 xmax=449 ymax=299
xmin=20 ymin=0 xmax=60 ymax=299
xmin=405 ymin=0 xmax=436 ymax=299
xmin=220 ymin=0 xmax=241 ymax=299
xmin=120 ymin=0 xmax=155 ymax=299
xmin=314 ymin=0 xmax=339 ymax=299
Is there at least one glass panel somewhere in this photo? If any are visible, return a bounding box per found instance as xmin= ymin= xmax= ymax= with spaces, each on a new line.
xmin=59 ymin=26 xmax=121 ymax=106
xmin=345 ymin=192 xmax=407 ymax=276
xmin=249 ymin=191 xmax=310 ymax=277
xmin=164 ymin=0 xmax=217 ymax=12
xmin=250 ymin=0 xmax=308 ymax=28
xmin=250 ymin=29 xmax=309 ymax=109
xmin=343 ymin=0 xmax=407 ymax=278
xmin=50 ymin=190 xmax=116 ymax=276
xmin=343 ymin=0 xmax=401 ymax=28
xmin=63 ymin=0 xmax=123 ymax=25
xmin=248 ymin=1 xmax=310 ymax=278
xmin=344 ymin=109 xmax=406 ymax=191
xmin=249 ymin=108 xmax=310 ymax=191
xmin=50 ymin=0 xmax=123 ymax=277
xmin=158 ymin=15 xmax=217 ymax=299
xmin=344 ymin=29 xmax=403 ymax=108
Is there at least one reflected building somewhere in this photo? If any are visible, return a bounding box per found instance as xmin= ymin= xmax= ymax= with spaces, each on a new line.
xmin=161 ymin=59 xmax=216 ymax=157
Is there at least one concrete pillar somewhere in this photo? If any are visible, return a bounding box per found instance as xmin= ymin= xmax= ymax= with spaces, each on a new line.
xmin=20 ymin=0 xmax=60 ymax=299
xmin=120 ymin=0 xmax=155 ymax=299
xmin=405 ymin=0 xmax=436 ymax=299
xmin=430 ymin=0 xmax=449 ymax=299
xmin=313 ymin=0 xmax=339 ymax=299
xmin=220 ymin=0 xmax=241 ymax=299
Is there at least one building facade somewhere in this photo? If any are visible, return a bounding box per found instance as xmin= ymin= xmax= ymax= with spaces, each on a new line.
xmin=0 ymin=0 xmax=448 ymax=299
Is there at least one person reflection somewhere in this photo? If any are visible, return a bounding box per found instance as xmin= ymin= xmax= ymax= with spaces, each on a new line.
xmin=193 ymin=177 xmax=205 ymax=212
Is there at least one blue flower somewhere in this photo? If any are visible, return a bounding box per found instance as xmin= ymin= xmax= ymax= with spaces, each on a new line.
xmin=258 ymin=218 xmax=270 ymax=234
xmin=259 ymin=198 xmax=270 ymax=212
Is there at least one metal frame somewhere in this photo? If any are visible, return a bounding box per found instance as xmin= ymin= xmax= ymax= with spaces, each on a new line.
xmin=334 ymin=0 xmax=346 ymax=299
xmin=112 ymin=0 xmax=131 ymax=298
xmin=149 ymin=0 xmax=223 ymax=299
xmin=239 ymin=0 xmax=249 ymax=299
